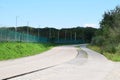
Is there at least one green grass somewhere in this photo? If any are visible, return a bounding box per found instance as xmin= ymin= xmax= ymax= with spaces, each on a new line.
xmin=0 ymin=42 xmax=55 ymax=60
xmin=87 ymin=45 xmax=101 ymax=53
xmin=87 ymin=45 xmax=120 ymax=61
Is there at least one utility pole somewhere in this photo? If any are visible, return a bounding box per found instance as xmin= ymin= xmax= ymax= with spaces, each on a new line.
xmin=65 ymin=30 xmax=67 ymax=40
xmin=58 ymin=30 xmax=59 ymax=41
xmin=71 ymin=32 xmax=72 ymax=40
xmin=38 ymin=25 xmax=40 ymax=38
xmin=27 ymin=21 xmax=29 ymax=34
xmin=16 ymin=16 xmax=18 ymax=32
xmin=38 ymin=25 xmax=40 ymax=42
xmin=27 ymin=21 xmax=29 ymax=42
xmin=75 ymin=32 xmax=76 ymax=41
xmin=15 ymin=16 xmax=18 ymax=41
xmin=49 ymin=28 xmax=51 ymax=40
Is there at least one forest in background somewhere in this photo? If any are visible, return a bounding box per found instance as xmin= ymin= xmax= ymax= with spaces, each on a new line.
xmin=0 ymin=26 xmax=97 ymax=43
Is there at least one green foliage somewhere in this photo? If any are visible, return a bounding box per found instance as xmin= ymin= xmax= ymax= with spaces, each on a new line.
xmin=90 ymin=6 xmax=120 ymax=61
xmin=91 ymin=5 xmax=120 ymax=55
xmin=116 ymin=44 xmax=120 ymax=54
xmin=88 ymin=45 xmax=120 ymax=61
xmin=104 ymin=44 xmax=116 ymax=53
xmin=91 ymin=36 xmax=105 ymax=46
xmin=0 ymin=42 xmax=54 ymax=60
xmin=87 ymin=45 xmax=101 ymax=53
xmin=103 ymin=52 xmax=120 ymax=61
xmin=84 ymin=27 xmax=97 ymax=43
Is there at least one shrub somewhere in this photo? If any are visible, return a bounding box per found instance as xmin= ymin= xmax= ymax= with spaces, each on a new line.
xmin=91 ymin=36 xmax=105 ymax=46
xmin=104 ymin=44 xmax=116 ymax=53
xmin=116 ymin=44 xmax=120 ymax=53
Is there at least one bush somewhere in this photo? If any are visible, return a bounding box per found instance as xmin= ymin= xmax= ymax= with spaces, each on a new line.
xmin=116 ymin=44 xmax=120 ymax=53
xmin=104 ymin=44 xmax=116 ymax=53
xmin=91 ymin=36 xmax=105 ymax=46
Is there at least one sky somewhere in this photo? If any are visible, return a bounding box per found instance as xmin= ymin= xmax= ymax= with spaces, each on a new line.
xmin=0 ymin=0 xmax=120 ymax=29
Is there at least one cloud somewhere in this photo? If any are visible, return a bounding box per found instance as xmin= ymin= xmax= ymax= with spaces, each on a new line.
xmin=83 ymin=24 xmax=99 ymax=28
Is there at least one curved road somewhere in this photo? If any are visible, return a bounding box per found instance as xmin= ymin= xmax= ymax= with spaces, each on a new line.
xmin=0 ymin=46 xmax=78 ymax=80
xmin=0 ymin=44 xmax=120 ymax=80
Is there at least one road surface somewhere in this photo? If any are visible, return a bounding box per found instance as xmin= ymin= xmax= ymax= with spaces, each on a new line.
xmin=0 ymin=46 xmax=78 ymax=80
xmin=0 ymin=44 xmax=120 ymax=80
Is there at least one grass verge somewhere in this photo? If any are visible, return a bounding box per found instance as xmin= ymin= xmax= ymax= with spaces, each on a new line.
xmin=87 ymin=45 xmax=120 ymax=61
xmin=0 ymin=42 xmax=55 ymax=60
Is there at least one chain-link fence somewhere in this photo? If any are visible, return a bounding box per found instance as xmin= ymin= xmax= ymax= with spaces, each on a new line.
xmin=0 ymin=28 xmax=48 ymax=43
xmin=54 ymin=39 xmax=85 ymax=44
xmin=0 ymin=28 xmax=85 ymax=44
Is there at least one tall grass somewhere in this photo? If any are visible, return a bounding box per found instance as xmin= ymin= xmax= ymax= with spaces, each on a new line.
xmin=0 ymin=42 xmax=55 ymax=60
xmin=87 ymin=44 xmax=120 ymax=61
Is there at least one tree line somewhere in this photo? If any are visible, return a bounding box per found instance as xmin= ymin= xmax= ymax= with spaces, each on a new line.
xmin=0 ymin=26 xmax=97 ymax=43
xmin=91 ymin=6 xmax=120 ymax=54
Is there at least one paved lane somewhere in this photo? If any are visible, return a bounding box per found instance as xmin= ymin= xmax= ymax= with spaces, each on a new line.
xmin=10 ymin=45 xmax=116 ymax=80
xmin=0 ymin=46 xmax=77 ymax=80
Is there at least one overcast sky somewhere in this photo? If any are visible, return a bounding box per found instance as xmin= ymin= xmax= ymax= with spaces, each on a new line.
xmin=0 ymin=0 xmax=120 ymax=29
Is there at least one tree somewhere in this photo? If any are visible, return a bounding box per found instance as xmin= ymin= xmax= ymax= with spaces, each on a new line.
xmin=92 ymin=5 xmax=120 ymax=53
